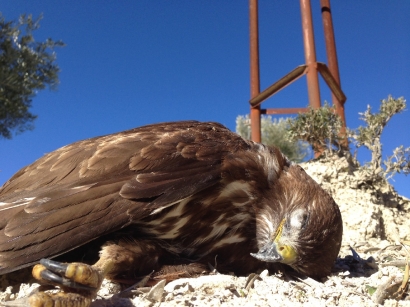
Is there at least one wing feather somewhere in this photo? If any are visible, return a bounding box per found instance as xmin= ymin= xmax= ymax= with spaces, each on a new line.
xmin=0 ymin=121 xmax=253 ymax=273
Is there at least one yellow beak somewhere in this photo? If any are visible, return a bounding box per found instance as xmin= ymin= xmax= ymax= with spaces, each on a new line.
xmin=251 ymin=218 xmax=297 ymax=265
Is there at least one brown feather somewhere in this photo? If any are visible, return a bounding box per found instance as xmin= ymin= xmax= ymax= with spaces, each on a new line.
xmin=0 ymin=121 xmax=342 ymax=280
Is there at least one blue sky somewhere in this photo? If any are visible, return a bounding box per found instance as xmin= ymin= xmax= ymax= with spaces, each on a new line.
xmin=1 ymin=1 xmax=409 ymax=197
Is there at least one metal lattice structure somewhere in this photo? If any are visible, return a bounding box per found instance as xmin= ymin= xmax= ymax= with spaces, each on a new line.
xmin=249 ymin=0 xmax=346 ymax=143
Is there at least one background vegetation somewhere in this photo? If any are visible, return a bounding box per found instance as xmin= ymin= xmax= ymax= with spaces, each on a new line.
xmin=0 ymin=14 xmax=64 ymax=139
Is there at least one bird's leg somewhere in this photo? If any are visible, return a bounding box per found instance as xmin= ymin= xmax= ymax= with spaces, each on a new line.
xmin=25 ymin=240 xmax=164 ymax=307
xmin=28 ymin=258 xmax=113 ymax=307
xmin=32 ymin=258 xmax=111 ymax=289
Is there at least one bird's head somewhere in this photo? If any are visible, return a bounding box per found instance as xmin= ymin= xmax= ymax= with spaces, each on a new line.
xmin=251 ymin=162 xmax=343 ymax=279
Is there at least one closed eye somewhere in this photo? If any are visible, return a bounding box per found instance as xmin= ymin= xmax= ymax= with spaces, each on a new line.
xmin=289 ymin=209 xmax=309 ymax=230
xmin=300 ymin=212 xmax=309 ymax=229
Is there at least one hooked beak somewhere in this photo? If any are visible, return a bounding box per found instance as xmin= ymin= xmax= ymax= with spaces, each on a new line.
xmin=250 ymin=241 xmax=283 ymax=262
xmin=252 ymin=218 xmax=297 ymax=265
xmin=251 ymin=218 xmax=286 ymax=263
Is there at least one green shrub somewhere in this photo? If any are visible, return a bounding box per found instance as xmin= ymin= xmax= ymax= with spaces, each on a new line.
xmin=286 ymin=102 xmax=345 ymax=154
xmin=236 ymin=115 xmax=310 ymax=163
xmin=349 ymin=96 xmax=409 ymax=178
xmin=285 ymin=96 xmax=409 ymax=180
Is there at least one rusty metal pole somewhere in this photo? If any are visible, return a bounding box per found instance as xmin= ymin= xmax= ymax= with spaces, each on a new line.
xmin=300 ymin=0 xmax=321 ymax=109
xmin=249 ymin=0 xmax=261 ymax=142
xmin=320 ymin=0 xmax=346 ymax=121
xmin=320 ymin=0 xmax=347 ymax=147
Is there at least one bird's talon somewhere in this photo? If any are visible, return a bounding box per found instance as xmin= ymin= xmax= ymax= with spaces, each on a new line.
xmin=33 ymin=259 xmax=103 ymax=289
xmin=40 ymin=258 xmax=68 ymax=274
xmin=39 ymin=268 xmax=64 ymax=284
xmin=28 ymin=260 xmax=103 ymax=307
xmin=41 ymin=268 xmax=96 ymax=291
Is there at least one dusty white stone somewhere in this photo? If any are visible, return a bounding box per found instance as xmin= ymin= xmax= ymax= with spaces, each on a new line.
xmin=0 ymin=286 xmax=13 ymax=302
xmin=146 ymin=279 xmax=166 ymax=302
xmin=97 ymin=279 xmax=122 ymax=298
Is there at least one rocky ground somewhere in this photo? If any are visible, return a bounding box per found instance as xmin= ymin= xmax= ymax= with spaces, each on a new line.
xmin=1 ymin=154 xmax=409 ymax=306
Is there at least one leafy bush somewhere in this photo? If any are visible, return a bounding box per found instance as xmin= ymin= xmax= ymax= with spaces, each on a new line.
xmin=286 ymin=102 xmax=345 ymax=154
xmin=0 ymin=14 xmax=64 ymax=139
xmin=236 ymin=115 xmax=310 ymax=163
xmin=349 ymin=96 xmax=409 ymax=178
xmin=286 ymin=96 xmax=409 ymax=180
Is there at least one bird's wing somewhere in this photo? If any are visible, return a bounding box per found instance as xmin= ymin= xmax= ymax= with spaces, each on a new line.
xmin=0 ymin=121 xmax=251 ymax=273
